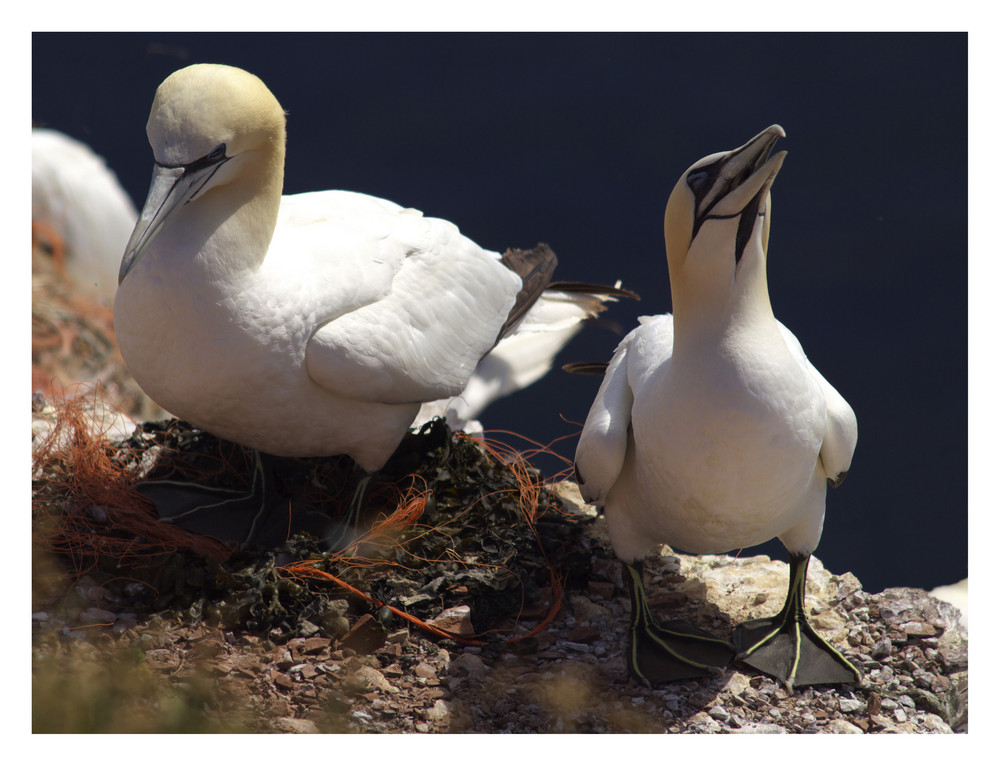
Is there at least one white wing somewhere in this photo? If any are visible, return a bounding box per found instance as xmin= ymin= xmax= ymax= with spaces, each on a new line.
xmin=778 ymin=321 xmax=858 ymax=484
xmin=575 ymin=332 xmax=636 ymax=506
xmin=268 ymin=191 xmax=521 ymax=405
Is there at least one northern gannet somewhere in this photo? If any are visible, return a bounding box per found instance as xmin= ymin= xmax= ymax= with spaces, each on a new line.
xmin=574 ymin=125 xmax=860 ymax=689
xmin=114 ymin=63 xmax=631 ymax=544
xmin=32 ymin=128 xmax=137 ymax=301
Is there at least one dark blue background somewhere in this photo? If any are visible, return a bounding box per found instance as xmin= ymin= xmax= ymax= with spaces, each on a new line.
xmin=32 ymin=32 xmax=967 ymax=594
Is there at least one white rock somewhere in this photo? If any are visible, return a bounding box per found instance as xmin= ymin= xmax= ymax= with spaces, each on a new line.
xmin=825 ymin=719 xmax=864 ymax=734
xmin=424 ymin=699 xmax=451 ymax=722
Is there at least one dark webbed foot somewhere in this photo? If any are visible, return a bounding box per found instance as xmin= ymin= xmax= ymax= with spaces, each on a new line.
xmin=137 ymin=450 xmax=334 ymax=548
xmin=733 ymin=553 xmax=860 ymax=689
xmin=624 ymin=561 xmax=733 ymax=686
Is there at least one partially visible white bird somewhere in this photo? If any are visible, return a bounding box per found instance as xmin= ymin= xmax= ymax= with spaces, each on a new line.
xmin=413 ymin=274 xmax=629 ymax=434
xmin=114 ymin=63 xmax=632 ymax=545
xmin=32 ymin=128 xmax=137 ymax=301
xmin=574 ymin=125 xmax=859 ymax=690
xmin=930 ymin=579 xmax=968 ymax=630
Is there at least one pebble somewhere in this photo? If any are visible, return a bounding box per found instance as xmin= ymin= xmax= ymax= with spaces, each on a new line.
xmin=902 ymin=621 xmax=938 ymax=637
xmin=273 ymin=717 xmax=319 ymax=734
xmin=413 ymin=661 xmax=437 ymax=679
xmin=424 ymin=699 xmax=450 ymax=722
xmin=427 ymin=605 xmax=475 ymax=635
xmin=839 ymin=697 xmax=866 ymax=714
xmin=825 ymin=719 xmax=864 ymax=734
xmin=871 ymin=636 xmax=894 ymax=658
xmin=708 ymin=706 xmax=729 ymax=722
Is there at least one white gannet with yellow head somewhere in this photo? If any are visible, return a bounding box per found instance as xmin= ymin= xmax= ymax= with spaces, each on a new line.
xmin=574 ymin=125 xmax=859 ymax=689
xmin=115 ymin=63 xmax=630 ymax=545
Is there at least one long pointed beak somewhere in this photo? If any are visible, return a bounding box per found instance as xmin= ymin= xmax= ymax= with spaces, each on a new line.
xmin=695 ymin=125 xmax=787 ymax=226
xmin=118 ymin=155 xmax=229 ymax=284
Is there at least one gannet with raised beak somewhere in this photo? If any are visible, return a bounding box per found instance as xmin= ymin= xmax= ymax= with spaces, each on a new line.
xmin=574 ymin=125 xmax=859 ymax=689
xmin=114 ymin=63 xmax=631 ymax=543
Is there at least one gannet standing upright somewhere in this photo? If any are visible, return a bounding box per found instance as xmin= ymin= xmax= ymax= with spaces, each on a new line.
xmin=114 ymin=64 xmax=631 ymax=545
xmin=574 ymin=125 xmax=859 ymax=689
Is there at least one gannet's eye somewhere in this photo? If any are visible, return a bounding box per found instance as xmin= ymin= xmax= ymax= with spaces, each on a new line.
xmin=181 ymin=143 xmax=228 ymax=175
xmin=686 ymin=170 xmax=710 ymax=195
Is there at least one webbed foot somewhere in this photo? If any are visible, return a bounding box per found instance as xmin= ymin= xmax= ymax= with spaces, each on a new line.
xmin=624 ymin=561 xmax=733 ymax=685
xmin=733 ymin=553 xmax=860 ymax=689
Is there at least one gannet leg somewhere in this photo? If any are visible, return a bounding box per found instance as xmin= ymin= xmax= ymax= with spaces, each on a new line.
xmin=733 ymin=553 xmax=860 ymax=689
xmin=624 ymin=561 xmax=733 ymax=686
xmin=320 ymin=471 xmax=375 ymax=551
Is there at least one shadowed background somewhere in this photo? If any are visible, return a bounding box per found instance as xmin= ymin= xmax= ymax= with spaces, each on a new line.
xmin=31 ymin=31 xmax=967 ymax=594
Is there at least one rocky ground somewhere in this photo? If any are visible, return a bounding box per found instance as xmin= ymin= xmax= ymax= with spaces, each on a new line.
xmin=32 ymin=467 xmax=968 ymax=734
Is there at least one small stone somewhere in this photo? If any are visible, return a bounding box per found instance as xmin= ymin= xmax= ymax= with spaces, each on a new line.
xmin=273 ymin=717 xmax=319 ymax=733
xmin=298 ymin=619 xmax=320 ymax=637
xmin=424 ymin=699 xmax=450 ymax=722
xmin=381 ymin=663 xmax=404 ymax=677
xmin=560 ymin=641 xmax=592 ymax=653
xmin=351 ymin=709 xmax=374 ymax=725
xmin=871 ymin=636 xmax=893 ymax=659
xmin=271 ymin=669 xmax=296 ymax=690
xmin=302 ymin=636 xmax=332 ymax=654
xmin=427 ymin=605 xmax=475 ymax=636
xmin=688 ymin=711 xmax=721 ymax=733
xmin=322 ymin=614 xmax=351 ymax=638
xmin=192 ymin=638 xmax=225 ymax=659
xmin=413 ymin=661 xmax=437 ymax=680
xmin=919 ymin=714 xmax=954 ymax=734
xmin=734 ymin=722 xmax=786 ymax=733
xmin=839 ymin=697 xmax=865 ymax=714
xmin=723 ymin=673 xmax=751 ymax=696
xmin=931 ymin=674 xmax=951 ymax=693
xmin=902 ymin=621 xmax=938 ymax=638
xmin=708 ymin=706 xmax=729 ymax=722
xmin=825 ymin=719 xmax=864 ymax=734
xmin=386 ymin=628 xmax=409 ymax=644
xmin=344 ymin=665 xmax=399 ymax=694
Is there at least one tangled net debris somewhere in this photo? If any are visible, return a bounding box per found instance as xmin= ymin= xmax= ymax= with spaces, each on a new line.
xmin=32 ymin=390 xmax=597 ymax=648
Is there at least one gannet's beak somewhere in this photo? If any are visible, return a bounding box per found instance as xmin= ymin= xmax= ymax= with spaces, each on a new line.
xmin=119 ymin=145 xmax=230 ymax=284
xmin=688 ymin=125 xmax=787 ymax=262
